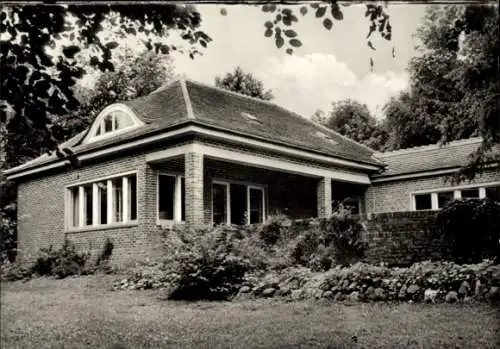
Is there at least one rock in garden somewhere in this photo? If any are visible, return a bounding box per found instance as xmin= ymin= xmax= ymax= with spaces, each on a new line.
xmin=486 ymin=286 xmax=499 ymax=301
xmin=323 ymin=290 xmax=333 ymax=299
xmin=374 ymin=287 xmax=386 ymax=301
xmin=406 ymin=285 xmax=420 ymax=297
xmin=333 ymin=292 xmax=343 ymax=302
xmin=458 ymin=281 xmax=471 ymax=297
xmin=239 ymin=286 xmax=251 ymax=294
xmin=445 ymin=291 xmax=459 ymax=303
xmin=276 ymin=287 xmax=291 ymax=297
xmin=365 ymin=286 xmax=375 ymax=301
xmin=474 ymin=279 xmax=484 ymax=297
xmin=291 ymin=289 xmax=303 ymax=300
xmin=348 ymin=291 xmax=360 ymax=302
xmin=398 ymin=285 xmax=407 ymax=299
xmin=261 ymin=288 xmax=276 ymax=297
xmin=424 ymin=289 xmax=439 ymax=303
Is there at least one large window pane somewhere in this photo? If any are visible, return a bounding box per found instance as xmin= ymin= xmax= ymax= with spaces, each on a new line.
xmin=83 ymin=185 xmax=93 ymax=226
xmin=212 ymin=183 xmax=228 ymax=225
xmin=437 ymin=191 xmax=454 ymax=208
xmin=115 ymin=112 xmax=134 ymax=129
xmin=112 ymin=177 xmax=123 ymax=222
xmin=104 ymin=115 xmax=113 ymax=132
xmin=462 ymin=188 xmax=479 ymax=198
xmin=230 ymin=184 xmax=247 ymax=225
xmin=414 ymin=194 xmax=432 ymax=210
xmin=70 ymin=187 xmax=79 ymax=227
xmin=249 ymin=187 xmax=264 ymax=224
xmin=128 ymin=174 xmax=137 ymax=220
xmin=97 ymin=182 xmax=107 ymax=224
xmin=485 ymin=186 xmax=500 ymax=202
xmin=158 ymin=175 xmax=175 ymax=220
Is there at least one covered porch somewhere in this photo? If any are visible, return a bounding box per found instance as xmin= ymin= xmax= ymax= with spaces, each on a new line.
xmin=145 ymin=142 xmax=371 ymax=227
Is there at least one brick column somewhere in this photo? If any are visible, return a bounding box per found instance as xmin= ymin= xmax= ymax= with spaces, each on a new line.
xmin=185 ymin=152 xmax=205 ymax=227
xmin=317 ymin=177 xmax=332 ymax=218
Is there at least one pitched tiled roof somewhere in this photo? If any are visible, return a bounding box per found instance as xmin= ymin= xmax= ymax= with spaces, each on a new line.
xmin=373 ymin=137 xmax=500 ymax=178
xmin=5 ymin=78 xmax=384 ymax=177
xmin=184 ymin=80 xmax=380 ymax=165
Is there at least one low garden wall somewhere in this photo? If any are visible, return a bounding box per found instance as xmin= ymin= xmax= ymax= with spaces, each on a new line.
xmin=284 ymin=211 xmax=450 ymax=267
xmin=361 ymin=211 xmax=450 ymax=266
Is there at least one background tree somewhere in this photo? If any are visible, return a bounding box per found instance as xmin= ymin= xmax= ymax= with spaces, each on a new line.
xmin=382 ymin=4 xmax=499 ymax=178
xmin=316 ymin=99 xmax=388 ymax=151
xmin=215 ymin=66 xmax=274 ymax=101
xmin=1 ymin=4 xmax=210 ymax=168
xmin=53 ymin=48 xmax=175 ymax=142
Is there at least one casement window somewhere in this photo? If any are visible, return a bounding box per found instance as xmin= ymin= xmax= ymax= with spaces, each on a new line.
xmin=157 ymin=173 xmax=185 ymax=223
xmin=414 ymin=193 xmax=432 ymax=211
xmin=67 ymin=173 xmax=137 ymax=229
xmin=412 ymin=182 xmax=500 ymax=211
xmin=212 ymin=181 xmax=266 ymax=225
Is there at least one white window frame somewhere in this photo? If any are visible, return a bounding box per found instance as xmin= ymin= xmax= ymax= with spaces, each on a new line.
xmin=156 ymin=172 xmax=185 ymax=226
xmin=410 ymin=181 xmax=500 ymax=211
xmin=83 ymin=104 xmax=143 ymax=144
xmin=211 ymin=179 xmax=267 ymax=226
xmin=65 ymin=170 xmax=138 ymax=231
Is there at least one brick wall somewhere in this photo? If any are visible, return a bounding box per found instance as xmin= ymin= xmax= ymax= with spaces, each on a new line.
xmin=361 ymin=211 xmax=449 ymax=266
xmin=365 ymin=168 xmax=500 ymax=213
xmin=16 ymin=152 xmax=166 ymax=267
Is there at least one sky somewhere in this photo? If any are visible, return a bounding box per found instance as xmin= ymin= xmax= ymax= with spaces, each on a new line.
xmin=84 ymin=3 xmax=429 ymax=120
xmin=170 ymin=4 xmax=428 ymax=119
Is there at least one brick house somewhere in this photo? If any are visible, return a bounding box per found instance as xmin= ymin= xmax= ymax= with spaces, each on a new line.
xmin=4 ymin=78 xmax=500 ymax=265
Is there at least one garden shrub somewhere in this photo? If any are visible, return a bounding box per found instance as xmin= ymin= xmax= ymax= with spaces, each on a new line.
xmin=321 ymin=209 xmax=366 ymax=265
xmin=31 ymin=239 xmax=89 ymax=278
xmin=437 ymin=199 xmax=500 ymax=263
xmin=0 ymin=261 xmax=32 ymax=281
xmin=167 ymin=227 xmax=251 ymax=300
xmin=259 ymin=213 xmax=289 ymax=245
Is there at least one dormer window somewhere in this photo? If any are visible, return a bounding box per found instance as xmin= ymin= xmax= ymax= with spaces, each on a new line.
xmin=84 ymin=104 xmax=143 ymax=144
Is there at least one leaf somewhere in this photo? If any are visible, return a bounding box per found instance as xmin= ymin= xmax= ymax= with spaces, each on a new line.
xmin=367 ymin=23 xmax=376 ymax=38
xmin=316 ymin=7 xmax=326 ymax=18
xmin=323 ymin=18 xmax=333 ymax=30
xmin=286 ymin=48 xmax=293 ymax=55
xmin=300 ymin=6 xmax=308 ymax=15
xmin=106 ymin=41 xmax=119 ymax=50
xmin=311 ymin=3 xmax=319 ymax=9
xmin=220 ymin=8 xmax=227 ymax=16
xmin=62 ymin=45 xmax=80 ymax=59
xmin=276 ymin=35 xmax=284 ymax=49
xmin=264 ymin=21 xmax=273 ymax=29
xmin=283 ymin=29 xmax=297 ymax=38
xmin=331 ymin=3 xmax=344 ymax=20
xmin=264 ymin=29 xmax=273 ymax=37
xmin=289 ymin=39 xmax=302 ymax=48
xmin=125 ymin=27 xmax=136 ymax=35
xmin=367 ymin=41 xmax=376 ymax=50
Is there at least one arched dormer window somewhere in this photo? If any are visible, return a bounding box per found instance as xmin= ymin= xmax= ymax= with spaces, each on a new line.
xmin=84 ymin=104 xmax=143 ymax=144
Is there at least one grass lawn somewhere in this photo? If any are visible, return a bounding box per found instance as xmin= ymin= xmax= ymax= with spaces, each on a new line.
xmin=1 ymin=275 xmax=499 ymax=349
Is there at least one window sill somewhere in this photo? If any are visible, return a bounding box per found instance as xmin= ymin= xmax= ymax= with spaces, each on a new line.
xmin=157 ymin=220 xmax=185 ymax=229
xmin=65 ymin=221 xmax=138 ymax=234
